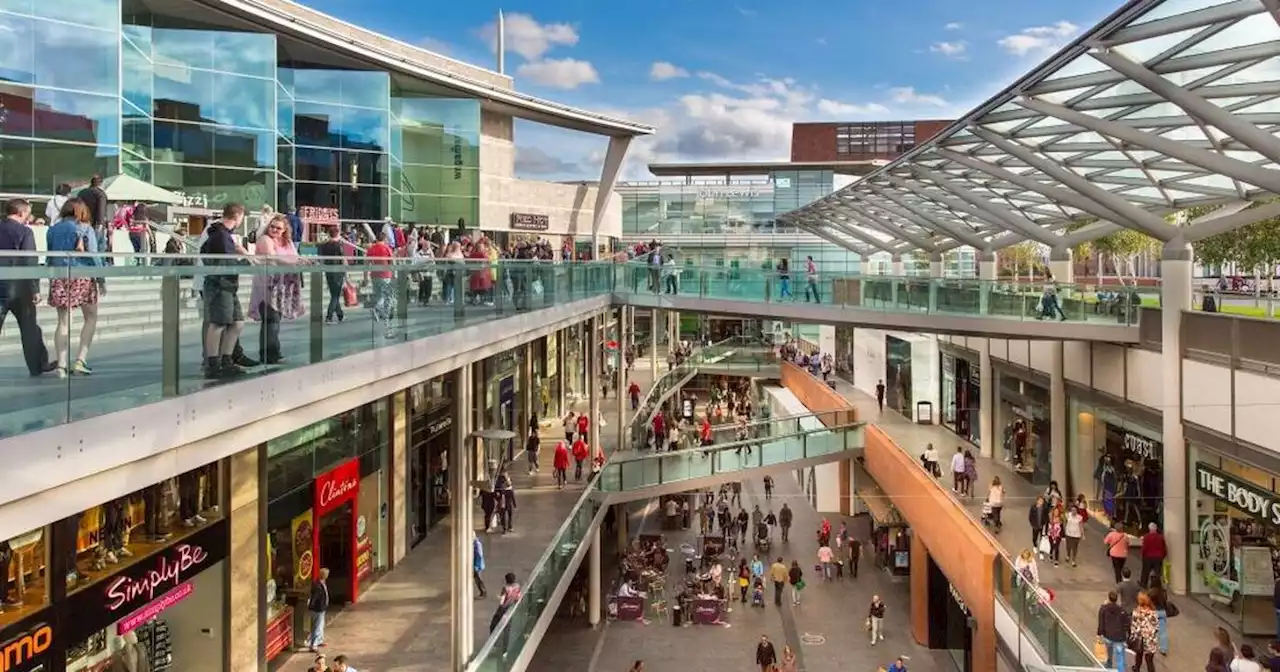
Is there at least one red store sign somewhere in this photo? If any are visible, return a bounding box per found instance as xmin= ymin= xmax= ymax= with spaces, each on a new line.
xmin=311 ymin=459 xmax=364 ymax=602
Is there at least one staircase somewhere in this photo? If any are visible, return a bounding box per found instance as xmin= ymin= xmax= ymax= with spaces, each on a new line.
xmin=0 ymin=275 xmax=204 ymax=355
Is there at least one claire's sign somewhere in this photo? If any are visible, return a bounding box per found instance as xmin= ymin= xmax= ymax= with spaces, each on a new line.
xmin=1195 ymin=462 xmax=1280 ymax=525
xmin=315 ymin=458 xmax=360 ymax=517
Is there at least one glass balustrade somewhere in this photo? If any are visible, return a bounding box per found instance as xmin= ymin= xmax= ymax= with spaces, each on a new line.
xmin=0 ymin=252 xmax=615 ymax=438
xmin=600 ymin=421 xmax=863 ymax=492
xmin=613 ymin=263 xmax=1151 ymax=327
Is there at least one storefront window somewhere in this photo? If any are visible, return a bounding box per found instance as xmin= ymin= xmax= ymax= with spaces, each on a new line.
xmin=885 ymin=335 xmax=913 ymax=415
xmin=996 ymin=375 xmax=1050 ymax=486
xmin=1191 ymin=450 xmax=1280 ymax=636
xmin=265 ymin=397 xmax=391 ymax=666
xmin=63 ymin=513 xmax=229 ymax=672
xmin=544 ymin=332 xmax=560 ymax=420
xmin=1068 ymin=398 xmax=1163 ymax=535
xmin=408 ymin=378 xmax=454 ymax=548
xmin=63 ymin=463 xmax=224 ymax=597
xmin=0 ymin=526 xmax=49 ymax=631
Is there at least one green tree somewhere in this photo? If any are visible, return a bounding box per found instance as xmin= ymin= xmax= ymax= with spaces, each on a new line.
xmin=1092 ymin=229 xmax=1159 ymax=286
xmin=1001 ymin=241 xmax=1044 ymax=282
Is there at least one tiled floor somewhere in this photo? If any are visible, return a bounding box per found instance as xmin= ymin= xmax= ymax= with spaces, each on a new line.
xmin=829 ymin=376 xmax=1248 ymax=672
xmin=269 ymin=357 xmax=659 ymax=672
xmin=528 ymin=473 xmax=950 ymax=672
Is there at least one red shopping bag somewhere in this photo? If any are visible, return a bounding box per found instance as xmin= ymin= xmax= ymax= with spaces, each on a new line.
xmin=342 ymin=282 xmax=358 ymax=307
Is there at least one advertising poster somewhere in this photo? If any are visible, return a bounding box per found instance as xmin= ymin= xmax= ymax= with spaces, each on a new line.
xmin=291 ymin=510 xmax=314 ymax=585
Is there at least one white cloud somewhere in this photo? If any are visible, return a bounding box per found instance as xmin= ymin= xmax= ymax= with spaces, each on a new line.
xmin=944 ymin=22 xmax=963 ymax=30
xmin=816 ymin=99 xmax=890 ymax=117
xmin=516 ymin=58 xmax=600 ymax=89
xmin=649 ymin=61 xmax=689 ymax=81
xmin=889 ymin=86 xmax=949 ymax=107
xmin=997 ymin=21 xmax=1079 ymax=56
xmin=929 ymin=41 xmax=967 ymax=59
xmin=735 ymin=5 xmax=758 ymax=17
xmin=480 ymin=13 xmax=579 ymax=60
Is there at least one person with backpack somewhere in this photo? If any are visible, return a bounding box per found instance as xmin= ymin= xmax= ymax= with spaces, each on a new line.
xmin=489 ymin=573 xmax=522 ymax=633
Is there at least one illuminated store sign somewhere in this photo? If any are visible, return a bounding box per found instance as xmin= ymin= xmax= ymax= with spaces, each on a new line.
xmin=1196 ymin=462 xmax=1280 ymax=525
xmin=0 ymin=623 xmax=51 ymax=672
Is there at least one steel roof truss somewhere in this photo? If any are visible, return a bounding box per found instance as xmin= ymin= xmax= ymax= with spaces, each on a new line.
xmin=861 ymin=184 xmax=990 ymax=250
xmin=841 ymin=204 xmax=938 ymax=251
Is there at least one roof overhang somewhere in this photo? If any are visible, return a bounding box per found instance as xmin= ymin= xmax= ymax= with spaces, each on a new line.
xmin=648 ymin=160 xmax=886 ymax=177
xmin=204 ymin=0 xmax=655 ymax=137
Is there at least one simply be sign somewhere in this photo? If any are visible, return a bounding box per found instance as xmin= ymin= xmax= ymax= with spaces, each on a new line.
xmin=1195 ymin=462 xmax=1280 ymax=525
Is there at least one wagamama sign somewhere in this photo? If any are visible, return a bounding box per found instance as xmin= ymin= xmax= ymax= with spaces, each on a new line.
xmin=1196 ymin=462 xmax=1280 ymax=525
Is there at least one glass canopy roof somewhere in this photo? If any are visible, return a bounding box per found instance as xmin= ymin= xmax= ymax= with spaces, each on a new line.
xmin=779 ymin=0 xmax=1280 ymax=257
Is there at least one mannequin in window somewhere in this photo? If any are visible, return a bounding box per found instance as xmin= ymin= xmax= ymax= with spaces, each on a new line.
xmin=110 ymin=632 xmax=151 ymax=672
xmin=1011 ymin=418 xmax=1028 ymax=469
xmin=1119 ymin=461 xmax=1141 ymax=529
xmin=1095 ymin=454 xmax=1117 ymax=517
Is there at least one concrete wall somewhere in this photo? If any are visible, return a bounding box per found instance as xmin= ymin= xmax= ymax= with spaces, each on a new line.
xmin=480 ymin=110 xmax=623 ymax=239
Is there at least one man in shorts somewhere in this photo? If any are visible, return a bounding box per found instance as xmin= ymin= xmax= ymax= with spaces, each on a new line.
xmin=201 ymin=203 xmax=249 ymax=379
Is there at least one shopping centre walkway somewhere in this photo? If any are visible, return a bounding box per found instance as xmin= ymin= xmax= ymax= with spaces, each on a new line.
xmin=528 ymin=473 xmax=949 ymax=672
xmin=270 ymin=357 xmax=657 ymax=672
xmin=830 ymin=379 xmax=1241 ymax=672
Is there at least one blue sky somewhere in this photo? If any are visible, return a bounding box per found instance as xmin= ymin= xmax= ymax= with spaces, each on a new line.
xmin=303 ymin=0 xmax=1123 ymax=180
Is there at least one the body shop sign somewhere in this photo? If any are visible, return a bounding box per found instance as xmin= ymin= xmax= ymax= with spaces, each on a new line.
xmin=63 ymin=521 xmax=228 ymax=645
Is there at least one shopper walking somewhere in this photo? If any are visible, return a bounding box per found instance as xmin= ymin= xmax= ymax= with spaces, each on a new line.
xmin=779 ymin=503 xmax=793 ymax=542
xmin=1140 ymin=523 xmax=1167 ymax=588
xmin=489 ymin=573 xmax=522 ymax=633
xmin=318 ymin=225 xmax=348 ymax=324
xmin=1028 ymin=496 xmax=1049 ymax=552
xmin=804 ymin=256 xmax=820 ymax=303
xmin=875 ymin=379 xmax=886 ymax=413
xmin=1064 ymin=500 xmax=1086 ymax=567
xmin=1046 ymin=507 xmax=1064 ymax=566
xmin=473 ymin=536 xmax=487 ymax=598
xmin=868 ymin=595 xmax=886 ymax=645
xmin=45 ymin=198 xmax=102 ymax=377
xmin=1129 ymin=593 xmax=1159 ymax=672
xmin=0 ymin=199 xmax=53 ymax=378
xmin=306 ymin=568 xmax=331 ymax=651
xmin=1104 ymin=523 xmax=1130 ymax=584
xmin=1096 ymin=591 xmax=1129 ymax=672
xmin=788 ymin=560 xmax=804 ymax=606
xmin=770 ymin=557 xmax=788 ymax=607
xmin=755 ymin=635 xmax=778 ymax=672
xmin=552 ymin=440 xmax=569 ymax=489
xmin=950 ymin=447 xmax=966 ymax=494
xmin=986 ymin=477 xmax=1005 ymax=533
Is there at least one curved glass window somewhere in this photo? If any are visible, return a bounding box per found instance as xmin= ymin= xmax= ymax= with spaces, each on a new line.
xmin=295 ymin=101 xmax=388 ymax=153
xmin=31 ymin=89 xmax=119 ymax=146
xmin=292 ymin=69 xmax=389 ymax=109
xmin=0 ymin=0 xmax=118 ymax=29
xmin=154 ymin=65 xmax=215 ymax=122
xmin=211 ymin=31 xmax=275 ymax=80
xmin=212 ymin=127 xmax=275 ymax=170
xmin=154 ymin=120 xmax=215 ymax=165
xmin=33 ymin=23 xmax=118 ymax=95
xmin=211 ymin=73 xmax=273 ymax=129
xmin=123 ymin=42 xmax=154 ymax=116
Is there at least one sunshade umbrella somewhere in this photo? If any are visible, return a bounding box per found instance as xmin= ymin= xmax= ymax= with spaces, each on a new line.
xmin=101 ymin=174 xmax=185 ymax=205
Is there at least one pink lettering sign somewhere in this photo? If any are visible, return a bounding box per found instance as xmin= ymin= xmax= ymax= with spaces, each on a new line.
xmin=117 ymin=582 xmax=194 ymax=634
xmin=105 ymin=544 xmax=208 ymax=611
xmin=318 ymin=477 xmax=357 ymax=510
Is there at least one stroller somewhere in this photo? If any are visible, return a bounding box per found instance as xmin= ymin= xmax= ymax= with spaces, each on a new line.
xmin=980 ymin=500 xmax=994 ymax=528
xmin=750 ymin=579 xmax=766 ymax=608
xmin=753 ymin=521 xmax=772 ymax=553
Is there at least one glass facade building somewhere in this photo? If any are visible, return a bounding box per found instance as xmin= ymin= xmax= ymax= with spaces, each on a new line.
xmin=0 ymin=0 xmax=480 ymax=229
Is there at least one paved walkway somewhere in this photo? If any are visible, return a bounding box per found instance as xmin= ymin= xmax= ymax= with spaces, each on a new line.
xmin=528 ymin=472 xmax=949 ymax=672
xmin=271 ymin=355 xmax=660 ymax=672
xmin=830 ymin=377 xmax=1244 ymax=672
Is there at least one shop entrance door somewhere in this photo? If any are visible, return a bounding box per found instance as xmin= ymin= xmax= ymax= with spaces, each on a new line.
xmin=410 ymin=444 xmax=428 ymax=548
xmin=318 ymin=502 xmax=354 ymax=605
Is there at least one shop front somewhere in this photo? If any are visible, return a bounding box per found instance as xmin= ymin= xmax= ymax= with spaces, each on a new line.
xmin=996 ymin=374 xmax=1050 ymax=486
xmin=408 ymin=383 xmax=454 ymax=549
xmin=1069 ymin=398 xmax=1163 ymax=536
xmin=927 ymin=557 xmax=975 ymax=672
xmin=543 ymin=333 xmax=560 ymax=420
xmin=0 ymin=610 xmax=55 ymax=672
xmin=940 ymin=351 xmax=981 ymax=445
xmin=1189 ymin=444 xmax=1280 ymax=636
xmin=62 ymin=521 xmax=229 ymax=672
xmin=885 ymin=335 xmax=914 ymax=417
xmin=264 ymin=399 xmax=390 ymax=667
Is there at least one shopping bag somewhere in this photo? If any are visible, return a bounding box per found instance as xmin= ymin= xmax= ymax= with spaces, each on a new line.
xmin=1093 ymin=639 xmax=1108 ymax=662
xmin=342 ymin=282 xmax=358 ymax=307
xmin=1037 ymin=535 xmax=1051 ymax=556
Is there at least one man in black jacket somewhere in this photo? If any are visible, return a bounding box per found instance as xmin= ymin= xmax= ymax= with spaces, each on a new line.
xmin=1029 ymin=496 xmax=1049 ymax=553
xmin=755 ymin=634 xmax=777 ymax=672
xmin=0 ymin=199 xmax=53 ymax=376
xmin=77 ymin=175 xmax=109 ymax=234
xmin=1096 ymin=591 xmax=1129 ymax=670
xmin=306 ymin=567 xmax=330 ymax=651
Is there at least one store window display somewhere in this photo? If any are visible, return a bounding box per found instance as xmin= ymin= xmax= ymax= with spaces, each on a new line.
xmin=0 ymin=526 xmax=48 ymax=629
xmin=1191 ymin=455 xmax=1280 ymax=636
xmin=63 ymin=463 xmax=222 ymax=594
xmin=1069 ymin=399 xmax=1164 ymax=536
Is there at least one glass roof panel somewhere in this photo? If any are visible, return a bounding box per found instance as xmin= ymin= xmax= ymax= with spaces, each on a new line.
xmin=980 ymin=119 xmax=1030 ymax=133
xmin=1128 ymin=0 xmax=1242 ymax=26
xmin=1117 ymin=101 xmax=1182 ymax=119
xmin=1165 ymin=189 xmax=1216 ymax=201
xmin=1047 ymin=131 xmax=1109 ymax=145
xmin=1212 ymin=58 xmax=1280 ymax=86
xmin=1148 ymin=169 xmax=1192 ymax=180
xmin=1160 ymin=126 xmax=1208 ymax=142
xmin=1183 ymin=14 xmax=1276 ymax=58
xmin=1038 ymin=86 xmax=1101 ymax=104
xmin=1042 ymin=54 xmax=1111 ymax=80
xmin=1178 ymin=173 xmax=1240 ymax=190
xmin=1113 ymin=27 xmax=1206 ymax=62
xmin=1222 ymin=149 xmax=1267 ymax=162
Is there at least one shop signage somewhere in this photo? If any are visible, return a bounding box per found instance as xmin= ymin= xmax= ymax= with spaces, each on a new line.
xmin=0 ymin=623 xmax=51 ymax=672
xmin=355 ymin=536 xmax=373 ymax=582
xmin=63 ymin=521 xmax=229 ymax=646
xmin=510 ymin=213 xmax=550 ymax=231
xmin=291 ymin=511 xmax=314 ymax=585
xmin=695 ymin=186 xmax=764 ymax=201
xmin=1196 ymin=462 xmax=1280 ymax=525
xmin=300 ymin=206 xmax=339 ymax=226
xmin=117 ymin=582 xmax=193 ymax=635
xmin=425 ymin=408 xmax=453 ymax=440
xmin=1122 ymin=431 xmax=1159 ymax=461
xmin=315 ymin=458 xmax=360 ymax=517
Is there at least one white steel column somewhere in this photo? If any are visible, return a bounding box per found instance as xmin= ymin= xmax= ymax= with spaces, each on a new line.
xmin=616 ymin=307 xmax=627 ymax=451
xmin=979 ymin=345 xmax=994 ymax=459
xmin=588 ymin=526 xmax=602 ymax=626
xmin=1049 ymin=248 xmax=1074 ymax=284
xmin=450 ymin=364 xmax=474 ymax=668
xmin=1162 ymin=241 xmax=1193 ymax=593
xmin=591 ymin=136 xmax=632 ymax=255
xmin=590 ymin=314 xmax=602 ymax=452
xmin=979 ymin=251 xmax=997 ymax=315
xmin=890 ymin=254 xmax=904 ymax=305
xmin=650 ymin=309 xmax=660 ymax=381
xmin=1049 ymin=342 xmax=1067 ymax=489
xmin=929 ymin=252 xmax=943 ymax=312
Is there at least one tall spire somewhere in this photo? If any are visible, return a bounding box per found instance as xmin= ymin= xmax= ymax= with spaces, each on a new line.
xmin=497 ymin=10 xmax=506 ymax=74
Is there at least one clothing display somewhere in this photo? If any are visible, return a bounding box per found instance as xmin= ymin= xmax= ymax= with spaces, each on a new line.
xmin=1095 ymin=455 xmax=1118 ymax=518
xmin=108 ymin=639 xmax=151 ymax=672
xmin=134 ymin=618 xmax=173 ymax=672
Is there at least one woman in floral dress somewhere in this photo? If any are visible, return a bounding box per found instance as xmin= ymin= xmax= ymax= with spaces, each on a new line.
xmin=1129 ymin=592 xmax=1160 ymax=672
xmin=249 ymin=214 xmax=306 ymax=364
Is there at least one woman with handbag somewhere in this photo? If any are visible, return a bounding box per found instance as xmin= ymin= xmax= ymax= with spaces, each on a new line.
xmin=249 ymin=215 xmax=306 ymax=364
xmin=45 ymin=198 xmax=103 ymax=377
